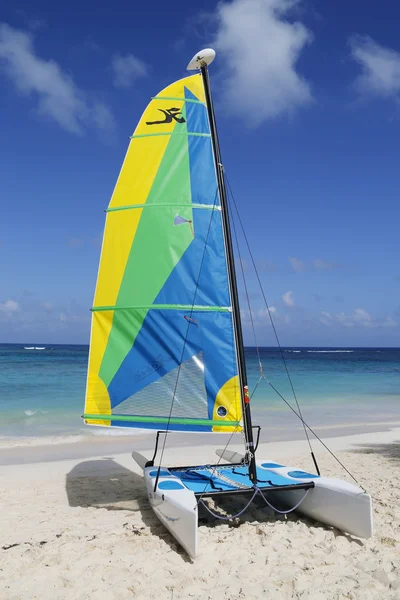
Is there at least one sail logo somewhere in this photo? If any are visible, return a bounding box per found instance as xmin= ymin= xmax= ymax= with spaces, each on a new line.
xmin=146 ymin=107 xmax=186 ymax=125
xmin=134 ymin=354 xmax=167 ymax=382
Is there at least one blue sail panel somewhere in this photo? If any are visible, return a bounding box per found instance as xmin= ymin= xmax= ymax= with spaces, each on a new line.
xmin=86 ymin=74 xmax=242 ymax=433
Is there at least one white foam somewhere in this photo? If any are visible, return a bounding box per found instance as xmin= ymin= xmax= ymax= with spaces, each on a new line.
xmin=306 ymin=350 xmax=354 ymax=353
xmin=24 ymin=410 xmax=37 ymax=417
xmin=24 ymin=347 xmax=46 ymax=350
xmin=88 ymin=426 xmax=148 ymax=437
xmin=0 ymin=426 xmax=150 ymax=449
xmin=0 ymin=435 xmax=85 ymax=449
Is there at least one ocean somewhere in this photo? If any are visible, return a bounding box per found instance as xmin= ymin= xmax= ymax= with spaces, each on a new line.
xmin=0 ymin=344 xmax=399 ymax=444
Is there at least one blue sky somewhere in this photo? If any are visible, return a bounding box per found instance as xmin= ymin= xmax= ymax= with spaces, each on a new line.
xmin=0 ymin=0 xmax=399 ymax=346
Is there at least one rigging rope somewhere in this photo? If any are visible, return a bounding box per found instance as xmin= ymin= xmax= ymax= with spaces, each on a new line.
xmin=260 ymin=374 xmax=366 ymax=491
xmin=230 ymin=196 xmax=263 ymax=379
xmin=199 ymin=486 xmax=311 ymax=521
xmin=153 ymin=189 xmax=244 ymax=491
xmin=225 ymin=174 xmax=369 ymax=491
xmin=193 ymin=367 xmax=263 ymax=506
xmin=226 ymin=175 xmax=320 ymax=476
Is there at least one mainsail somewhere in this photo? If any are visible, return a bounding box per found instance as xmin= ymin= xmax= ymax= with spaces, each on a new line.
xmin=84 ymin=74 xmax=242 ymax=432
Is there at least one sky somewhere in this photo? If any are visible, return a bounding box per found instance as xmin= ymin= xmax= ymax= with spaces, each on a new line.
xmin=0 ymin=0 xmax=399 ymax=346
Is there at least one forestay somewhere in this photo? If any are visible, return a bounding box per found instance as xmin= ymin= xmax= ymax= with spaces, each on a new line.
xmin=84 ymin=74 xmax=242 ymax=433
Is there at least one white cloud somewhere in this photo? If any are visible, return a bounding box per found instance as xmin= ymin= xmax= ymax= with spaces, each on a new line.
xmin=0 ymin=23 xmax=115 ymax=135
xmin=287 ymin=257 xmax=340 ymax=273
xmin=0 ymin=299 xmax=19 ymax=314
xmin=241 ymin=305 xmax=284 ymax=328
xmin=350 ymin=35 xmax=400 ymax=99
xmin=319 ymin=312 xmax=332 ymax=327
xmin=255 ymin=306 xmax=277 ymax=321
xmin=321 ymin=311 xmax=333 ymax=325
xmin=111 ymin=53 xmax=148 ymax=89
xmin=282 ymin=290 xmax=295 ymax=307
xmin=240 ymin=308 xmax=249 ymax=322
xmin=319 ymin=308 xmax=397 ymax=329
xmin=312 ymin=258 xmax=336 ymax=271
xmin=382 ymin=317 xmax=397 ymax=328
xmin=289 ymin=256 xmax=306 ymax=272
xmin=214 ymin=0 xmax=313 ymax=125
xmin=0 ymin=295 xmax=91 ymax=342
xmin=353 ymin=308 xmax=372 ymax=323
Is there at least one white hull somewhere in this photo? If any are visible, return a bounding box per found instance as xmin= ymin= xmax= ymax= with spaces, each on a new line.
xmin=217 ymin=450 xmax=373 ymax=539
xmin=133 ymin=450 xmax=373 ymax=559
xmin=141 ymin=461 xmax=198 ymax=559
xmin=257 ymin=461 xmax=372 ymax=538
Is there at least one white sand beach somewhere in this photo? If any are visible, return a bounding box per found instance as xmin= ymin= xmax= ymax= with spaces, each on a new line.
xmin=1 ymin=428 xmax=400 ymax=600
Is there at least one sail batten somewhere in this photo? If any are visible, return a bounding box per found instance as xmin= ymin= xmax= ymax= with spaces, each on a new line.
xmin=83 ymin=414 xmax=241 ymax=427
xmin=106 ymin=202 xmax=219 ymax=213
xmin=130 ymin=131 xmax=211 ymax=139
xmin=151 ymin=96 xmax=205 ymax=104
xmin=84 ymin=73 xmax=242 ymax=433
xmin=91 ymin=304 xmax=232 ymax=312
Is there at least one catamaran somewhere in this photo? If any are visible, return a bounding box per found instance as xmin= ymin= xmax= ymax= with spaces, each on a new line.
xmin=83 ymin=48 xmax=373 ymax=558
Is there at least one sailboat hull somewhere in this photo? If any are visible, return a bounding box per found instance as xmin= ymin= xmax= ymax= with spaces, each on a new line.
xmin=143 ymin=464 xmax=198 ymax=559
xmin=216 ymin=450 xmax=373 ymax=539
xmin=134 ymin=451 xmax=372 ymax=559
xmin=255 ymin=462 xmax=373 ymax=539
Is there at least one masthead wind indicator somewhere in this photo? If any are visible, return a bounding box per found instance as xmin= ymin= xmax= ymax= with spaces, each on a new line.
xmin=187 ymin=48 xmax=216 ymax=71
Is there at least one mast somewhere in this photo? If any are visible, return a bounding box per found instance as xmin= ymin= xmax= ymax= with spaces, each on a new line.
xmin=188 ymin=50 xmax=257 ymax=483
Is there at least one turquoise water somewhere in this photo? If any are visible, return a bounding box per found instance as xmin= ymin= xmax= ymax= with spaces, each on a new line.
xmin=0 ymin=344 xmax=88 ymax=438
xmin=246 ymin=347 xmax=400 ymax=437
xmin=0 ymin=344 xmax=399 ymax=441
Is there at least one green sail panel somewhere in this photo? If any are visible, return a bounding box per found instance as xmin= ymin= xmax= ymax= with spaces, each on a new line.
xmin=84 ymin=74 xmax=242 ymax=433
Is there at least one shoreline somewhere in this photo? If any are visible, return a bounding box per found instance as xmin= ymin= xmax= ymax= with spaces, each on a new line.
xmin=1 ymin=423 xmax=400 ymax=467
xmin=1 ymin=426 xmax=399 ymax=598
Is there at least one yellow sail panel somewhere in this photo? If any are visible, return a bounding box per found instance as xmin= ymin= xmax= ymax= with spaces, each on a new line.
xmin=212 ymin=376 xmax=242 ymax=433
xmin=94 ymin=73 xmax=205 ymax=310
xmin=156 ymin=72 xmax=205 ymax=102
xmin=109 ymin=74 xmax=204 ymax=209
xmin=85 ymin=74 xmax=204 ymax=420
xmin=109 ymin=134 xmax=173 ymax=209
xmin=93 ymin=209 xmax=143 ymax=307
xmin=85 ymin=311 xmax=114 ymax=426
xmin=84 ymin=71 xmax=243 ymax=434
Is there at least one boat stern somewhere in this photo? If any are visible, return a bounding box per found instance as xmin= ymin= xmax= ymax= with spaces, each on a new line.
xmin=144 ymin=466 xmax=198 ymax=559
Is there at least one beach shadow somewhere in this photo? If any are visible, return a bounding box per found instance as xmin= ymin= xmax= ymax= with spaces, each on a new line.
xmin=65 ymin=458 xmax=192 ymax=559
xmin=65 ymin=460 xmax=364 ymax=556
xmin=66 ymin=458 xmax=147 ymax=510
xmin=350 ymin=440 xmax=400 ymax=461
